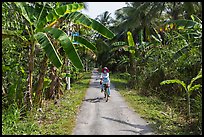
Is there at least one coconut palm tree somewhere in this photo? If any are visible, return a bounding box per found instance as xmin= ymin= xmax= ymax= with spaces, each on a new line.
xmin=95 ymin=11 xmax=114 ymax=27
xmin=113 ymin=2 xmax=166 ymax=42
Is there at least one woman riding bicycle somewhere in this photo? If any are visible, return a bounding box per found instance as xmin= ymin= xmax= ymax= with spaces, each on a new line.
xmin=100 ymin=67 xmax=111 ymax=97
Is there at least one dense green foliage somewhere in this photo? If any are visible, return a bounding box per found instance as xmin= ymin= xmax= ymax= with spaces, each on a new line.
xmin=2 ymin=2 xmax=202 ymax=135
xmin=2 ymin=72 xmax=91 ymax=135
xmin=2 ymin=2 xmax=114 ymax=135
xmin=95 ymin=2 xmax=202 ymax=135
xmin=111 ymin=73 xmax=201 ymax=135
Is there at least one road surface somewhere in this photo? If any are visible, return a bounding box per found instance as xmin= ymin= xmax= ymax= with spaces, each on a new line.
xmin=72 ymin=69 xmax=154 ymax=135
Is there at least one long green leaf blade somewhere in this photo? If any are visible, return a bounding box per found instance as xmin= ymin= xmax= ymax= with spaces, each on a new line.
xmin=90 ymin=19 xmax=115 ymax=39
xmin=43 ymin=27 xmax=83 ymax=69
xmin=187 ymin=68 xmax=202 ymax=91
xmin=73 ymin=36 xmax=96 ymax=51
xmin=111 ymin=41 xmax=127 ymax=47
xmin=66 ymin=12 xmax=93 ymax=28
xmin=59 ymin=35 xmax=83 ymax=69
xmin=37 ymin=3 xmax=84 ymax=31
xmin=15 ymin=2 xmax=32 ymax=25
xmin=46 ymin=3 xmax=84 ymax=22
xmin=164 ymin=19 xmax=201 ymax=29
xmin=189 ymin=84 xmax=202 ymax=95
xmin=66 ymin=12 xmax=115 ymax=39
xmin=160 ymin=79 xmax=187 ymax=91
xmin=168 ymin=46 xmax=190 ymax=65
xmin=34 ymin=32 xmax=62 ymax=68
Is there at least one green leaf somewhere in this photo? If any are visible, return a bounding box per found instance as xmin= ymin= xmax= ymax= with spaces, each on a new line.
xmin=168 ymin=46 xmax=190 ymax=65
xmin=20 ymin=66 xmax=25 ymax=74
xmin=73 ymin=36 xmax=96 ymax=51
xmin=190 ymin=15 xmax=202 ymax=24
xmin=2 ymin=65 xmax=11 ymax=71
xmin=43 ymin=77 xmax=51 ymax=88
xmin=59 ymin=35 xmax=83 ymax=69
xmin=37 ymin=3 xmax=84 ymax=31
xmin=152 ymin=27 xmax=162 ymax=42
xmin=111 ymin=41 xmax=127 ymax=47
xmin=189 ymin=84 xmax=202 ymax=95
xmin=15 ymin=2 xmax=32 ymax=25
xmin=48 ymin=10 xmax=115 ymax=40
xmin=66 ymin=12 xmax=92 ymax=28
xmin=129 ymin=50 xmax=135 ymax=54
xmin=2 ymin=29 xmax=28 ymax=42
xmin=47 ymin=3 xmax=84 ymax=22
xmin=34 ymin=32 xmax=62 ymax=68
xmin=187 ymin=68 xmax=202 ymax=91
xmin=44 ymin=27 xmax=83 ymax=69
xmin=163 ymin=19 xmax=201 ymax=29
xmin=90 ymin=19 xmax=115 ymax=39
xmin=151 ymin=35 xmax=161 ymax=43
xmin=127 ymin=31 xmax=135 ymax=47
xmin=160 ymin=79 xmax=187 ymax=91
xmin=60 ymin=73 xmax=67 ymax=78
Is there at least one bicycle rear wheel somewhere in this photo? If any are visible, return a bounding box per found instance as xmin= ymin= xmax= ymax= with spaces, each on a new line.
xmin=105 ymin=87 xmax=108 ymax=102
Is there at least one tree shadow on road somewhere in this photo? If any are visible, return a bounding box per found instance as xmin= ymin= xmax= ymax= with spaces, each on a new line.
xmin=119 ymin=129 xmax=141 ymax=135
xmin=83 ymin=97 xmax=104 ymax=103
xmin=101 ymin=116 xmax=154 ymax=135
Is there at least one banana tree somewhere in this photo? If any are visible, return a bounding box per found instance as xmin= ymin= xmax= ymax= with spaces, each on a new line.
xmin=111 ymin=30 xmax=154 ymax=88
xmin=10 ymin=2 xmax=115 ymax=108
xmin=14 ymin=2 xmax=37 ymax=110
xmin=35 ymin=3 xmax=114 ymax=105
xmin=35 ymin=8 xmax=115 ymax=94
xmin=160 ymin=68 xmax=202 ymax=121
xmin=35 ymin=9 xmax=115 ymax=69
xmin=163 ymin=16 xmax=202 ymax=66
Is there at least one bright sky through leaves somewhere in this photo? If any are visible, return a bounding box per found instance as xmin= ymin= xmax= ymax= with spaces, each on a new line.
xmin=81 ymin=2 xmax=127 ymax=19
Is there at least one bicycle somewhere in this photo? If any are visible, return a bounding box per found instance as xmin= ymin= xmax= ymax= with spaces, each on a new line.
xmin=103 ymin=83 xmax=109 ymax=102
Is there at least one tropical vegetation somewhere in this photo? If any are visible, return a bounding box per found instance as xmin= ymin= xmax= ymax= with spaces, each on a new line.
xmin=2 ymin=2 xmax=202 ymax=135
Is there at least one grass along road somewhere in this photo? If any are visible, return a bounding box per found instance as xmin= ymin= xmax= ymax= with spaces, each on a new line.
xmin=2 ymin=71 xmax=92 ymax=135
xmin=72 ymin=69 xmax=153 ymax=135
xmin=110 ymin=72 xmax=194 ymax=135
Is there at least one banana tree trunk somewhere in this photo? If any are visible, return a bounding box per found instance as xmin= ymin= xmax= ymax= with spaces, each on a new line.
xmin=35 ymin=55 xmax=48 ymax=107
xmin=129 ymin=53 xmax=137 ymax=88
xmin=85 ymin=58 xmax=88 ymax=72
xmin=56 ymin=77 xmax=63 ymax=99
xmin=186 ymin=91 xmax=191 ymax=121
xmin=49 ymin=65 xmax=57 ymax=99
xmin=24 ymin=44 xmax=34 ymax=110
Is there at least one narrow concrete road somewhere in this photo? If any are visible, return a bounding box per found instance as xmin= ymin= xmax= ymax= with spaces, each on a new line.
xmin=72 ymin=68 xmax=154 ymax=135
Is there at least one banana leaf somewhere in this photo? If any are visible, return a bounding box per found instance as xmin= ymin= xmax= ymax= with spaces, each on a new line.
xmin=163 ymin=19 xmax=201 ymax=29
xmin=66 ymin=11 xmax=92 ymax=28
xmin=34 ymin=32 xmax=62 ymax=68
xmin=67 ymin=12 xmax=115 ymax=39
xmin=43 ymin=27 xmax=83 ymax=69
xmin=15 ymin=2 xmax=32 ymax=25
xmin=90 ymin=19 xmax=115 ymax=39
xmin=37 ymin=3 xmax=84 ymax=32
xmin=187 ymin=68 xmax=202 ymax=92
xmin=167 ymin=46 xmax=190 ymax=65
xmin=46 ymin=3 xmax=84 ymax=22
xmin=160 ymin=79 xmax=187 ymax=92
xmin=127 ymin=31 xmax=135 ymax=47
xmin=73 ymin=36 xmax=96 ymax=51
